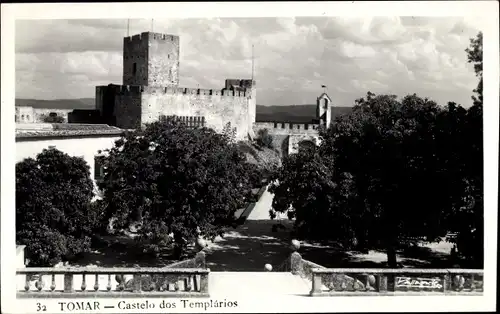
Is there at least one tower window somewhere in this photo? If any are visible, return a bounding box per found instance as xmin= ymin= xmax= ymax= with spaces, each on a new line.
xmin=168 ymin=54 xmax=170 ymax=59
xmin=133 ymin=63 xmax=137 ymax=75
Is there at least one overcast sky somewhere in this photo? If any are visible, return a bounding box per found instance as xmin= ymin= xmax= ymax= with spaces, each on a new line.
xmin=15 ymin=17 xmax=482 ymax=107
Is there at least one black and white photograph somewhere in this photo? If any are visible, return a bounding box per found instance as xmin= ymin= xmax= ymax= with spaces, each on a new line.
xmin=1 ymin=2 xmax=498 ymax=313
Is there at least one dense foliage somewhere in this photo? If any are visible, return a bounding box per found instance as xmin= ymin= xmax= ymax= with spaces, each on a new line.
xmin=269 ymin=32 xmax=483 ymax=268
xmin=256 ymin=128 xmax=274 ymax=149
xmin=97 ymin=117 xmax=256 ymax=258
xmin=465 ymin=31 xmax=483 ymax=107
xmin=16 ymin=148 xmax=96 ymax=266
xmin=270 ymin=93 xmax=483 ymax=267
xmin=42 ymin=114 xmax=65 ymax=123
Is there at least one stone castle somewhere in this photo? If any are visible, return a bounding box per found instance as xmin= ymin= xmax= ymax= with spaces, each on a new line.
xmin=16 ymin=31 xmax=333 ymax=154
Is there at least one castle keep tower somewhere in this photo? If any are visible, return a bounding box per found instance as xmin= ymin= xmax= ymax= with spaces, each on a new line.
xmin=96 ymin=31 xmax=256 ymax=139
xmin=123 ymin=32 xmax=180 ymax=87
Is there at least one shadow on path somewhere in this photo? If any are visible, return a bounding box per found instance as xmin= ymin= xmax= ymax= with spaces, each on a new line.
xmin=205 ymin=219 xmax=456 ymax=271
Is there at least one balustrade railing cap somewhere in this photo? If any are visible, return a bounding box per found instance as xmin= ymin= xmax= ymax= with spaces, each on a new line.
xmin=311 ymin=268 xmax=484 ymax=274
xmin=17 ymin=267 xmax=210 ymax=274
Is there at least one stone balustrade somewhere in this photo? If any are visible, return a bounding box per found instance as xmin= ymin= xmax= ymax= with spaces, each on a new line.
xmin=16 ymin=267 xmax=210 ymax=298
xmin=278 ymin=239 xmax=484 ymax=296
xmin=310 ymin=268 xmax=484 ymax=296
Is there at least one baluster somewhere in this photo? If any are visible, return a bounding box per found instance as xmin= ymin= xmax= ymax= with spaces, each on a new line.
xmin=353 ymin=278 xmax=362 ymax=291
xmin=339 ymin=276 xmax=347 ymax=291
xmin=193 ymin=275 xmax=199 ymax=292
xmin=81 ymin=274 xmax=87 ymax=291
xmin=469 ymin=274 xmax=476 ymax=291
xmin=453 ymin=275 xmax=465 ymax=291
xmin=366 ymin=274 xmax=376 ymax=292
xmin=50 ymin=274 xmax=56 ymax=291
xmin=145 ymin=275 xmax=154 ymax=291
xmin=94 ymin=274 xmax=99 ymax=291
xmin=64 ymin=274 xmax=74 ymax=292
xmin=24 ymin=274 xmax=31 ymax=291
xmin=443 ymin=273 xmax=451 ymax=292
xmin=35 ymin=274 xmax=43 ymax=291
xmin=118 ymin=275 xmax=125 ymax=291
xmin=132 ymin=274 xmax=141 ymax=292
xmin=106 ymin=274 xmax=112 ymax=291
xmin=174 ymin=280 xmax=179 ymax=291
xmin=184 ymin=277 xmax=192 ymax=291
xmin=161 ymin=276 xmax=170 ymax=292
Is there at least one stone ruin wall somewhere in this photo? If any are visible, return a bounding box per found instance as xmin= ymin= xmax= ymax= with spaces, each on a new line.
xmin=97 ymin=85 xmax=254 ymax=140
xmin=252 ymin=121 xmax=321 ymax=156
xmin=15 ymin=107 xmax=73 ymax=123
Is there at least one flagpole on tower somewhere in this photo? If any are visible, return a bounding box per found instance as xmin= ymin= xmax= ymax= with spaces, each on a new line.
xmin=127 ymin=19 xmax=130 ymax=37
xmin=251 ymin=44 xmax=255 ymax=82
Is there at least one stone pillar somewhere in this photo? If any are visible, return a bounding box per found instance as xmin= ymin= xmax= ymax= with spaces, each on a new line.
xmin=200 ymin=270 xmax=209 ymax=294
xmin=194 ymin=251 xmax=206 ymax=269
xmin=16 ymin=245 xmax=26 ymax=268
xmin=377 ymin=274 xmax=388 ymax=293
xmin=290 ymin=252 xmax=302 ymax=275
xmin=310 ymin=271 xmax=323 ymax=296
xmin=290 ymin=239 xmax=302 ymax=275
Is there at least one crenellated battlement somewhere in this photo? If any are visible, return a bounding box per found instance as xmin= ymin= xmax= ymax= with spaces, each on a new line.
xmin=106 ymin=84 xmax=249 ymax=98
xmin=253 ymin=121 xmax=320 ymax=135
xmin=150 ymin=33 xmax=179 ymax=42
xmin=125 ymin=32 xmax=146 ymax=42
xmin=124 ymin=32 xmax=180 ymax=43
xmin=113 ymin=85 xmax=144 ymax=96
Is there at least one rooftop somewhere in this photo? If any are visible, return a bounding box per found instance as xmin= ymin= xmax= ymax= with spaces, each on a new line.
xmin=15 ymin=123 xmax=127 ymax=141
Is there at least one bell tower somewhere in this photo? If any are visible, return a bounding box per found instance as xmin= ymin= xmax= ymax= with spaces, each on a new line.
xmin=316 ymin=92 xmax=332 ymax=128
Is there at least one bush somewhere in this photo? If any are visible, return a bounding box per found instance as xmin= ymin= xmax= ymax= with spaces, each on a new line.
xmin=16 ymin=148 xmax=96 ymax=266
xmin=42 ymin=114 xmax=65 ymax=123
xmin=256 ymin=128 xmax=273 ymax=149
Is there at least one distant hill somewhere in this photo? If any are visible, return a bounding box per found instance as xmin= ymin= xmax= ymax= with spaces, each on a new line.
xmin=15 ymin=98 xmax=353 ymax=122
xmin=256 ymin=104 xmax=353 ymax=123
xmin=16 ymin=98 xmax=95 ymax=110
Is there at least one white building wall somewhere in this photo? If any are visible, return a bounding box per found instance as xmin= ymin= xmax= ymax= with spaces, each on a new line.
xmin=16 ymin=136 xmax=121 ymax=192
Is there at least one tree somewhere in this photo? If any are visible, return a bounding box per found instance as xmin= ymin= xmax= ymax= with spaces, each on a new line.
xmin=256 ymin=128 xmax=274 ymax=149
xmin=97 ymin=116 xmax=254 ymax=258
xmin=466 ymin=31 xmax=483 ymax=107
xmin=16 ymin=148 xmax=95 ymax=266
xmin=270 ymin=92 xmax=467 ymax=267
xmin=42 ymin=113 xmax=65 ymax=123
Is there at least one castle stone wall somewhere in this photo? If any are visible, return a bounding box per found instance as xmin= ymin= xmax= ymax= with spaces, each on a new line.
xmin=253 ymin=122 xmax=319 ymax=136
xmin=148 ymin=33 xmax=180 ymax=87
xmin=288 ymin=134 xmax=321 ymax=155
xmin=15 ymin=106 xmax=35 ymax=123
xmin=114 ymin=90 xmax=142 ymax=129
xmin=141 ymin=89 xmax=252 ymax=140
xmin=123 ymin=33 xmax=150 ymax=86
xmin=16 ymin=108 xmax=73 ymax=123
